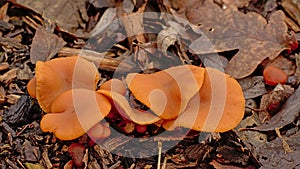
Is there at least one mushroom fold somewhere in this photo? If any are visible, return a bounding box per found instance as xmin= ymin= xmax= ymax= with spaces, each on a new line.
xmin=126 ymin=65 xmax=205 ymax=120
xmin=27 ymin=56 xmax=100 ymax=112
xmin=40 ymin=89 xmax=111 ymax=140
xmin=162 ymin=67 xmax=245 ymax=132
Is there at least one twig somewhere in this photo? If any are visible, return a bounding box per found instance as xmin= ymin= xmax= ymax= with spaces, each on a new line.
xmin=157 ymin=141 xmax=162 ymax=169
xmin=58 ymin=47 xmax=134 ymax=71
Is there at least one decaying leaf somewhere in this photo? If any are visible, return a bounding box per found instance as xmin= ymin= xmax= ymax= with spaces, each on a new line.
xmin=254 ymin=86 xmax=300 ymax=131
xmin=237 ymin=114 xmax=267 ymax=149
xmin=265 ymin=55 xmax=296 ymax=76
xmin=181 ymin=0 xmax=294 ymax=79
xmin=257 ymin=131 xmax=300 ymax=169
xmin=30 ymin=26 xmax=66 ymax=63
xmin=258 ymin=84 xmax=294 ymax=122
xmin=25 ymin=163 xmax=45 ymax=169
xmin=157 ymin=24 xmax=179 ymax=56
xmin=89 ymin=0 xmax=116 ymax=8
xmin=238 ymin=76 xmax=267 ymax=99
xmin=214 ymin=0 xmax=251 ymax=8
xmin=209 ymin=160 xmax=248 ymax=169
xmin=13 ymin=0 xmax=88 ymax=34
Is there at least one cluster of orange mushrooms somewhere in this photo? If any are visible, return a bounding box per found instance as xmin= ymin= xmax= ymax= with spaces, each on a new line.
xmin=27 ymin=56 xmax=245 ymax=140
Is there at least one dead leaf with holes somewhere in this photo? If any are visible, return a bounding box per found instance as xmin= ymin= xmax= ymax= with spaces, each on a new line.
xmin=254 ymin=86 xmax=299 ymax=131
xmin=238 ymin=76 xmax=267 ymax=99
xmin=172 ymin=0 xmax=296 ymax=79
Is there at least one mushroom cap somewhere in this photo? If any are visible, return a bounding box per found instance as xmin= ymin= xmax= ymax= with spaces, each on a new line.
xmin=98 ymin=89 xmax=161 ymax=125
xmin=263 ymin=66 xmax=287 ymax=86
xmin=27 ymin=56 xmax=100 ymax=112
xmin=27 ymin=77 xmax=36 ymax=98
xmin=126 ymin=65 xmax=205 ymax=120
xmin=163 ymin=67 xmax=245 ymax=132
xmin=100 ymin=79 xmax=126 ymax=95
xmin=40 ymin=89 xmax=111 ymax=140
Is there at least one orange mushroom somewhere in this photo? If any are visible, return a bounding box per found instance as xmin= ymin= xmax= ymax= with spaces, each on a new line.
xmin=97 ymin=89 xmax=161 ymax=125
xmin=99 ymin=79 xmax=127 ymax=95
xmin=263 ymin=66 xmax=287 ymax=86
xmin=125 ymin=65 xmax=205 ymax=120
xmin=163 ymin=67 xmax=245 ymax=132
xmin=40 ymin=89 xmax=111 ymax=140
xmin=27 ymin=56 xmax=100 ymax=112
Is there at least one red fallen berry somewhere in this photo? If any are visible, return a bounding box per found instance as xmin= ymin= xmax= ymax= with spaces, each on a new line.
xmin=263 ymin=66 xmax=287 ymax=86
xmin=136 ymin=125 xmax=147 ymax=133
xmin=68 ymin=143 xmax=85 ymax=167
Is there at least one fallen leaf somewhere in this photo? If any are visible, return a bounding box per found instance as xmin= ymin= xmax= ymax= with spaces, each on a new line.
xmin=258 ymin=84 xmax=294 ymax=122
xmin=89 ymin=0 xmax=116 ymax=8
xmin=265 ymin=55 xmax=296 ymax=76
xmin=257 ymin=132 xmax=300 ymax=168
xmin=157 ymin=24 xmax=179 ymax=56
xmin=238 ymin=76 xmax=268 ymax=99
xmin=209 ymin=160 xmax=250 ymax=169
xmin=13 ymin=0 xmax=88 ymax=35
xmin=25 ymin=163 xmax=45 ymax=169
xmin=237 ymin=114 xmax=268 ymax=149
xmin=30 ymin=26 xmax=66 ymax=63
xmin=215 ymin=145 xmax=250 ymax=166
xmin=254 ymin=86 xmax=300 ymax=131
xmin=183 ymin=0 xmax=295 ymax=79
xmin=218 ymin=0 xmax=251 ymax=8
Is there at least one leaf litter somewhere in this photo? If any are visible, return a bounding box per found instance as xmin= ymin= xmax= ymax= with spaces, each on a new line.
xmin=0 ymin=0 xmax=300 ymax=168
xmin=166 ymin=0 xmax=297 ymax=79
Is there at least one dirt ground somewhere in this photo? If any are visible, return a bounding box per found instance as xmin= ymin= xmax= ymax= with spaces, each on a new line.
xmin=0 ymin=0 xmax=299 ymax=169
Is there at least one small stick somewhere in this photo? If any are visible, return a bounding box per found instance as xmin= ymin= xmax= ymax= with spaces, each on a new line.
xmin=157 ymin=141 xmax=162 ymax=169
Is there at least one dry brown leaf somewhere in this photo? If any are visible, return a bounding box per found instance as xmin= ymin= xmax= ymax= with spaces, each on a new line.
xmin=13 ymin=0 xmax=88 ymax=35
xmin=209 ymin=160 xmax=248 ymax=169
xmin=256 ymin=132 xmax=300 ymax=168
xmin=89 ymin=0 xmax=116 ymax=8
xmin=30 ymin=26 xmax=66 ymax=63
xmin=254 ymin=86 xmax=300 ymax=131
xmin=183 ymin=0 xmax=295 ymax=79
xmin=238 ymin=76 xmax=267 ymax=99
xmin=214 ymin=0 xmax=251 ymax=8
xmin=265 ymin=55 xmax=296 ymax=76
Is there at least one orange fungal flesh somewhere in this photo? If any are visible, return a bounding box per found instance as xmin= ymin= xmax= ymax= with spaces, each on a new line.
xmin=263 ymin=66 xmax=287 ymax=86
xmin=27 ymin=77 xmax=36 ymax=98
xmin=163 ymin=67 xmax=245 ymax=132
xmin=40 ymin=89 xmax=111 ymax=140
xmin=126 ymin=65 xmax=205 ymax=120
xmin=98 ymin=90 xmax=161 ymax=125
xmin=34 ymin=56 xmax=100 ymax=112
xmin=100 ymin=79 xmax=127 ymax=95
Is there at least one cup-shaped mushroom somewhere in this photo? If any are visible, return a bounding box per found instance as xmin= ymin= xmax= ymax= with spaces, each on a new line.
xmin=98 ymin=89 xmax=161 ymax=125
xmin=99 ymin=79 xmax=127 ymax=95
xmin=125 ymin=65 xmax=205 ymax=120
xmin=163 ymin=67 xmax=245 ymax=132
xmin=40 ymin=89 xmax=111 ymax=140
xmin=27 ymin=56 xmax=100 ymax=112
